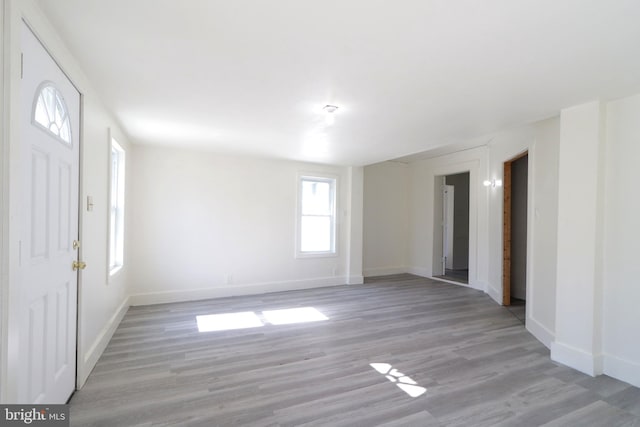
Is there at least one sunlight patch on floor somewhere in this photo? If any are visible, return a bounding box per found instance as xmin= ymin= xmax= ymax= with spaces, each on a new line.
xmin=370 ymin=362 xmax=427 ymax=398
xmin=196 ymin=312 xmax=264 ymax=332
xmin=196 ymin=307 xmax=328 ymax=332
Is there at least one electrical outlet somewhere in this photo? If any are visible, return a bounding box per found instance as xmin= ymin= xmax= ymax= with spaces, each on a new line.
xmin=226 ymin=274 xmax=233 ymax=285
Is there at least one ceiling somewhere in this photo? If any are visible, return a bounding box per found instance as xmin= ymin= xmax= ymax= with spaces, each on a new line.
xmin=36 ymin=0 xmax=640 ymax=166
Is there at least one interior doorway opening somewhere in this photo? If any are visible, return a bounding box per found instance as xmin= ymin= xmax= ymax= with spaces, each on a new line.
xmin=503 ymin=152 xmax=528 ymax=324
xmin=434 ymin=172 xmax=470 ymax=284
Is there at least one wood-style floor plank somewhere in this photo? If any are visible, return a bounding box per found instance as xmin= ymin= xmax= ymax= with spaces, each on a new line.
xmin=69 ymin=274 xmax=640 ymax=426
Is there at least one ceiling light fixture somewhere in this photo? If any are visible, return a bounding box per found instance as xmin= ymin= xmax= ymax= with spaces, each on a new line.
xmin=322 ymin=105 xmax=339 ymax=114
xmin=483 ymin=179 xmax=503 ymax=188
xmin=322 ymin=104 xmax=339 ymax=126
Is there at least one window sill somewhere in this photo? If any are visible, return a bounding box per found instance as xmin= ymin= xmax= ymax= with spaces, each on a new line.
xmin=295 ymin=251 xmax=338 ymax=259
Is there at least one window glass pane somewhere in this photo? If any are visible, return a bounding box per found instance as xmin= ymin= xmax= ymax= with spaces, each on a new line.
xmin=301 ymin=180 xmax=331 ymax=215
xmin=44 ymin=87 xmax=55 ymax=114
xmin=32 ymin=84 xmax=72 ymax=145
xmin=34 ymin=97 xmax=49 ymax=126
xmin=60 ymin=118 xmax=71 ymax=143
xmin=54 ymin=97 xmax=64 ymax=127
xmin=109 ymin=208 xmax=117 ymax=265
xmin=109 ymin=139 xmax=125 ymax=273
xmin=301 ymin=216 xmax=331 ymax=252
xmin=111 ymin=150 xmax=119 ymax=202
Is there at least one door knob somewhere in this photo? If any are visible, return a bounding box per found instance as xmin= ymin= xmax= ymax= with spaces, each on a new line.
xmin=72 ymin=261 xmax=87 ymax=271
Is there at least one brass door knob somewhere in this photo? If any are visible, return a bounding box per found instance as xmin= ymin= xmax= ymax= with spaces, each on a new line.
xmin=72 ymin=261 xmax=87 ymax=271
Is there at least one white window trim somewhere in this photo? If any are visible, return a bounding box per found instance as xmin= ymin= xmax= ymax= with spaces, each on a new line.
xmin=296 ymin=173 xmax=338 ymax=258
xmin=108 ymin=135 xmax=125 ymax=277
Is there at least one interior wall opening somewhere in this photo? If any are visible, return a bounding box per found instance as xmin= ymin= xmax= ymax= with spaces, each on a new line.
xmin=503 ymin=152 xmax=528 ymax=324
xmin=434 ymin=172 xmax=470 ymax=284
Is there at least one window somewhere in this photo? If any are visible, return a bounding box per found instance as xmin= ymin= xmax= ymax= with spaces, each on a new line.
xmin=297 ymin=175 xmax=337 ymax=257
xmin=32 ymin=83 xmax=72 ymax=146
xmin=109 ymin=138 xmax=125 ymax=275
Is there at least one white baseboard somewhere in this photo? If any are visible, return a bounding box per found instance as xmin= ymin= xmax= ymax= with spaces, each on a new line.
xmin=471 ymin=280 xmax=488 ymax=293
xmin=363 ymin=267 xmax=407 ymax=277
xmin=407 ymin=266 xmax=430 ymax=277
xmin=78 ymin=296 xmax=130 ymax=388
xmin=429 ymin=276 xmax=471 ymax=287
xmin=347 ymin=275 xmax=364 ymax=285
xmin=485 ymin=285 xmax=501 ymax=304
xmin=526 ymin=316 xmax=555 ymax=349
xmin=129 ymin=276 xmax=348 ymax=306
xmin=550 ymin=341 xmax=603 ymax=376
xmin=604 ymin=353 xmax=640 ymax=388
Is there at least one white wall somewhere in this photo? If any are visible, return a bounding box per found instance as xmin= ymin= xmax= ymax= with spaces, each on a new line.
xmin=602 ymin=93 xmax=640 ymax=387
xmin=128 ymin=145 xmax=363 ymax=305
xmin=76 ymin=100 xmax=132 ymax=386
xmin=345 ymin=166 xmax=364 ymax=282
xmin=525 ymin=118 xmax=560 ymax=346
xmin=387 ymin=118 xmax=560 ymax=348
xmin=363 ymin=161 xmax=409 ymax=276
xmin=407 ymin=146 xmax=486 ymax=287
xmin=551 ymin=102 xmax=605 ymax=376
xmin=0 ymin=0 xmax=133 ymax=399
xmin=549 ymin=95 xmax=640 ymax=388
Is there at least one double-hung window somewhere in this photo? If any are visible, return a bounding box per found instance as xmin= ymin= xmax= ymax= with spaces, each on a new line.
xmin=297 ymin=175 xmax=337 ymax=257
xmin=109 ymin=137 xmax=126 ymax=275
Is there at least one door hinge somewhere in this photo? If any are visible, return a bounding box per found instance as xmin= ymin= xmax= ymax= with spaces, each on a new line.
xmin=20 ymin=53 xmax=24 ymax=79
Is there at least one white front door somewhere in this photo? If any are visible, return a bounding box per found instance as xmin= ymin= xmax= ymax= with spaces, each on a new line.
xmin=19 ymin=22 xmax=80 ymax=404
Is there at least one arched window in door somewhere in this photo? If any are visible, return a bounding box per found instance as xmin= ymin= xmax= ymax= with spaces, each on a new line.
xmin=32 ymin=82 xmax=72 ymax=146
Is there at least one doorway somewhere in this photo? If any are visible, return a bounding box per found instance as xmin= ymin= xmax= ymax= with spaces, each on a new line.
xmin=436 ymin=172 xmax=470 ymax=284
xmin=503 ymin=152 xmax=528 ymax=324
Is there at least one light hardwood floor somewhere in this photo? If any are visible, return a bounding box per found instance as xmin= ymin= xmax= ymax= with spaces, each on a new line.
xmin=70 ymin=274 xmax=640 ymax=426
